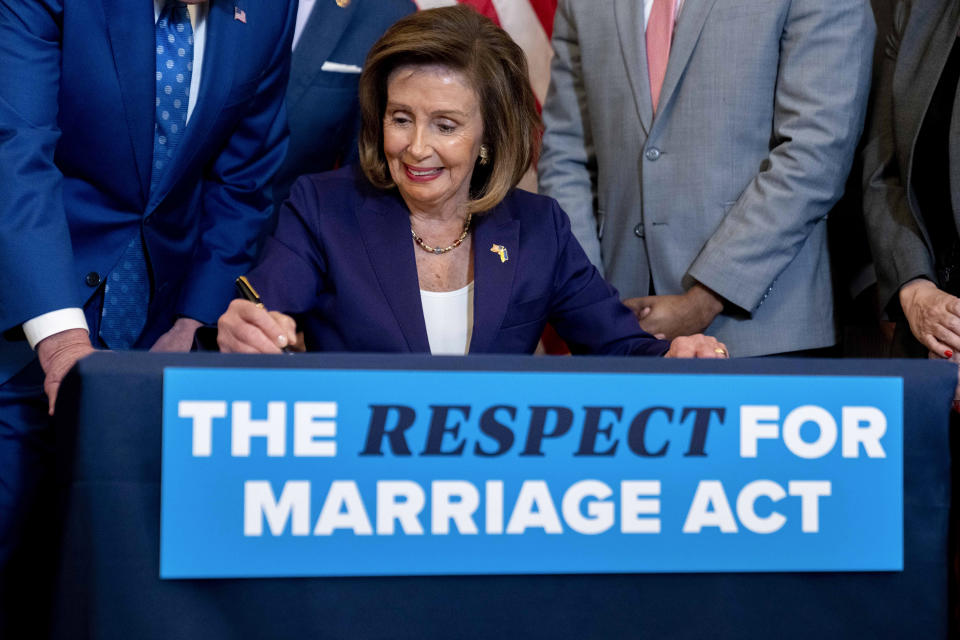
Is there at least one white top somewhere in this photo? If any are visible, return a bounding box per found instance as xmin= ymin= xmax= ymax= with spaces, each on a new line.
xmin=420 ymin=282 xmax=474 ymax=355
xmin=23 ymin=2 xmax=209 ymax=349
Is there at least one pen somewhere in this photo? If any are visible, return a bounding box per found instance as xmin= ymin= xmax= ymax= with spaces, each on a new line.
xmin=235 ymin=276 xmax=295 ymax=354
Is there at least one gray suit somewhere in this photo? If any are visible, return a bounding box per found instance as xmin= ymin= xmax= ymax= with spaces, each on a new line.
xmin=862 ymin=0 xmax=960 ymax=313
xmin=539 ymin=0 xmax=875 ymax=356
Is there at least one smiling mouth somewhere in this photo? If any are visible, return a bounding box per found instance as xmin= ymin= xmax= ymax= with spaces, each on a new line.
xmin=404 ymin=164 xmax=444 ymax=180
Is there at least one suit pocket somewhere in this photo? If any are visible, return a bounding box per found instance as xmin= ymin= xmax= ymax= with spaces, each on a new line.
xmin=500 ymin=294 xmax=551 ymax=329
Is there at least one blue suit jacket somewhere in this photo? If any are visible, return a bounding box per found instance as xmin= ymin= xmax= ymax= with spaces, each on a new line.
xmin=247 ymin=167 xmax=669 ymax=356
xmin=273 ymin=0 xmax=415 ymax=205
xmin=0 ymin=0 xmax=297 ymax=381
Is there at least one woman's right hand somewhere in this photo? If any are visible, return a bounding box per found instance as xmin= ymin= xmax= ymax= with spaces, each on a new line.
xmin=217 ymin=299 xmax=301 ymax=353
xmin=899 ymin=279 xmax=960 ymax=357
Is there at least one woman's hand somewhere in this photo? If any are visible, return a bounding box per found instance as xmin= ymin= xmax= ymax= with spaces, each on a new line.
xmin=664 ymin=334 xmax=729 ymax=359
xmin=928 ymin=349 xmax=960 ymax=413
xmin=217 ymin=299 xmax=301 ymax=353
xmin=900 ymin=279 xmax=960 ymax=357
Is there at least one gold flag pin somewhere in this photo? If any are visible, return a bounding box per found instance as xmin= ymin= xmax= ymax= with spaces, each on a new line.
xmin=490 ymin=244 xmax=508 ymax=263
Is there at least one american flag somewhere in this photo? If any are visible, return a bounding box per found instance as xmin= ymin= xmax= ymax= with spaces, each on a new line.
xmin=414 ymin=0 xmax=557 ymax=110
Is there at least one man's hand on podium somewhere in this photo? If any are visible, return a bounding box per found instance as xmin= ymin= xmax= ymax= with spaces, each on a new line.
xmin=36 ymin=328 xmax=95 ymax=415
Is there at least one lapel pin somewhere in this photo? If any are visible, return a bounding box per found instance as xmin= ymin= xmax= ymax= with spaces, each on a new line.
xmin=490 ymin=244 xmax=508 ymax=263
xmin=233 ymin=6 xmax=247 ymax=23
xmin=336 ymin=0 xmax=351 ymax=7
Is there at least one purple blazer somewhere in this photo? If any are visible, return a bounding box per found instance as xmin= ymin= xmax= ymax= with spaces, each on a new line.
xmin=247 ymin=167 xmax=668 ymax=356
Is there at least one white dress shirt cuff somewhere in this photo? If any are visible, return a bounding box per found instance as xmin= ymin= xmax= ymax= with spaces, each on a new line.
xmin=22 ymin=308 xmax=90 ymax=350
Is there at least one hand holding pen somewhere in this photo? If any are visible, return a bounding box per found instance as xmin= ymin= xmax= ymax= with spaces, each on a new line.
xmin=217 ymin=276 xmax=300 ymax=354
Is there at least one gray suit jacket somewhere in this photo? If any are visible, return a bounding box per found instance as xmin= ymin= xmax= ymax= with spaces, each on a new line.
xmin=862 ymin=0 xmax=960 ymax=313
xmin=539 ymin=0 xmax=875 ymax=356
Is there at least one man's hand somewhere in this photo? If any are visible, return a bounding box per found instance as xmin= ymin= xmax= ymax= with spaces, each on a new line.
xmin=900 ymin=279 xmax=960 ymax=357
xmin=623 ymin=283 xmax=724 ymax=340
xmin=150 ymin=317 xmax=203 ymax=353
xmin=36 ymin=328 xmax=95 ymax=415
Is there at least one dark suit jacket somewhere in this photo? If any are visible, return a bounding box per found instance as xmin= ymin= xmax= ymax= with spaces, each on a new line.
xmin=862 ymin=0 xmax=960 ymax=311
xmin=273 ymin=0 xmax=415 ymax=205
xmin=0 ymin=0 xmax=297 ymax=382
xmin=247 ymin=167 xmax=669 ymax=356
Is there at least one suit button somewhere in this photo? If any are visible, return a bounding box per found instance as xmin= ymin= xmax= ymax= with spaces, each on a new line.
xmin=85 ymin=272 xmax=101 ymax=287
xmin=634 ymin=223 xmax=645 ymax=238
xmin=645 ymin=148 xmax=661 ymax=161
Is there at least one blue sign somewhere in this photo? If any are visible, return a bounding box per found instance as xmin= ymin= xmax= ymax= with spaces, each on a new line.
xmin=160 ymin=368 xmax=903 ymax=578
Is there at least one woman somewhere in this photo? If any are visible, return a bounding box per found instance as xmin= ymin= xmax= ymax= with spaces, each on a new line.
xmin=218 ymin=6 xmax=726 ymax=359
xmin=862 ymin=1 xmax=960 ymax=372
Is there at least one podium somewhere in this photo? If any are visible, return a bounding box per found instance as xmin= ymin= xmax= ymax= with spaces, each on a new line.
xmin=49 ymin=353 xmax=955 ymax=639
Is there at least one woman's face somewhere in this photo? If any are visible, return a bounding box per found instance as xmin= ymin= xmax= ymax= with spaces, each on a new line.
xmin=382 ymin=64 xmax=484 ymax=216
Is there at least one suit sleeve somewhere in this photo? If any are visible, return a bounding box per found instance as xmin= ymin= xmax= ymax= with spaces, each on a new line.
xmin=175 ymin=0 xmax=298 ymax=324
xmin=245 ymin=177 xmax=328 ymax=313
xmin=861 ymin=0 xmax=934 ymax=315
xmin=685 ymin=0 xmax=876 ymax=313
xmin=538 ymin=0 xmax=605 ymax=273
xmin=0 ymin=0 xmax=83 ymax=333
xmin=546 ymin=200 xmax=669 ymax=356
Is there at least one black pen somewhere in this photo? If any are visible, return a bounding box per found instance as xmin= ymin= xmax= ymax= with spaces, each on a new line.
xmin=235 ymin=276 xmax=295 ymax=354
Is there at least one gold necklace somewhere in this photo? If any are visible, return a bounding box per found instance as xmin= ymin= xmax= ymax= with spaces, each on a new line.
xmin=410 ymin=213 xmax=473 ymax=255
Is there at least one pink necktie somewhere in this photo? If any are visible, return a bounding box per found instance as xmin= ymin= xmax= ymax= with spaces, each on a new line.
xmin=646 ymin=0 xmax=675 ymax=113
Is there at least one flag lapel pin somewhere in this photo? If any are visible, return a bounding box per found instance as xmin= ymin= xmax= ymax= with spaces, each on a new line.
xmin=490 ymin=244 xmax=508 ymax=263
xmin=234 ymin=6 xmax=247 ymax=23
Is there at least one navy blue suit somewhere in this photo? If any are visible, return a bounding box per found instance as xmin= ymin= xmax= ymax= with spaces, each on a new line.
xmin=273 ymin=0 xmax=416 ymax=205
xmin=0 ymin=0 xmax=296 ymax=378
xmin=248 ymin=167 xmax=669 ymax=357
xmin=0 ymin=1 xmax=296 ymax=632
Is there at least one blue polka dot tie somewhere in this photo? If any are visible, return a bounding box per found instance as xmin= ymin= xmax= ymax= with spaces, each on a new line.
xmin=151 ymin=1 xmax=194 ymax=190
xmin=100 ymin=1 xmax=193 ymax=349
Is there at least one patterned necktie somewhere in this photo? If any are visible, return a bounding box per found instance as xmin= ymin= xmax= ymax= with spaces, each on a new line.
xmin=646 ymin=0 xmax=675 ymax=114
xmin=100 ymin=1 xmax=194 ymax=349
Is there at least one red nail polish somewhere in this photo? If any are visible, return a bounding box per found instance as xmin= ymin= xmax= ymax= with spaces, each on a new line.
xmin=946 ymin=350 xmax=953 ymax=359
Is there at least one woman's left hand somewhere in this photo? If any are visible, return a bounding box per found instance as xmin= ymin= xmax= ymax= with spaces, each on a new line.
xmin=664 ymin=334 xmax=730 ymax=359
xmin=929 ymin=350 xmax=960 ymax=412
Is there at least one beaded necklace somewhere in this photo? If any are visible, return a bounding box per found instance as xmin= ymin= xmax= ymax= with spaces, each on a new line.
xmin=410 ymin=213 xmax=473 ymax=255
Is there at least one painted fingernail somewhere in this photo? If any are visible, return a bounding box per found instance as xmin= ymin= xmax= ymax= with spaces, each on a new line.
xmin=278 ymin=335 xmax=288 ymax=348
xmin=946 ymin=350 xmax=953 ymax=358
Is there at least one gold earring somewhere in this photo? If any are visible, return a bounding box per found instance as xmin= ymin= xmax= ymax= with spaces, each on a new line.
xmin=479 ymin=144 xmax=490 ymax=166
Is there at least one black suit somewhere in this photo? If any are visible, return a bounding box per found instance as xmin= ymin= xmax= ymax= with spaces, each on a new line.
xmin=862 ymin=0 xmax=960 ymax=316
